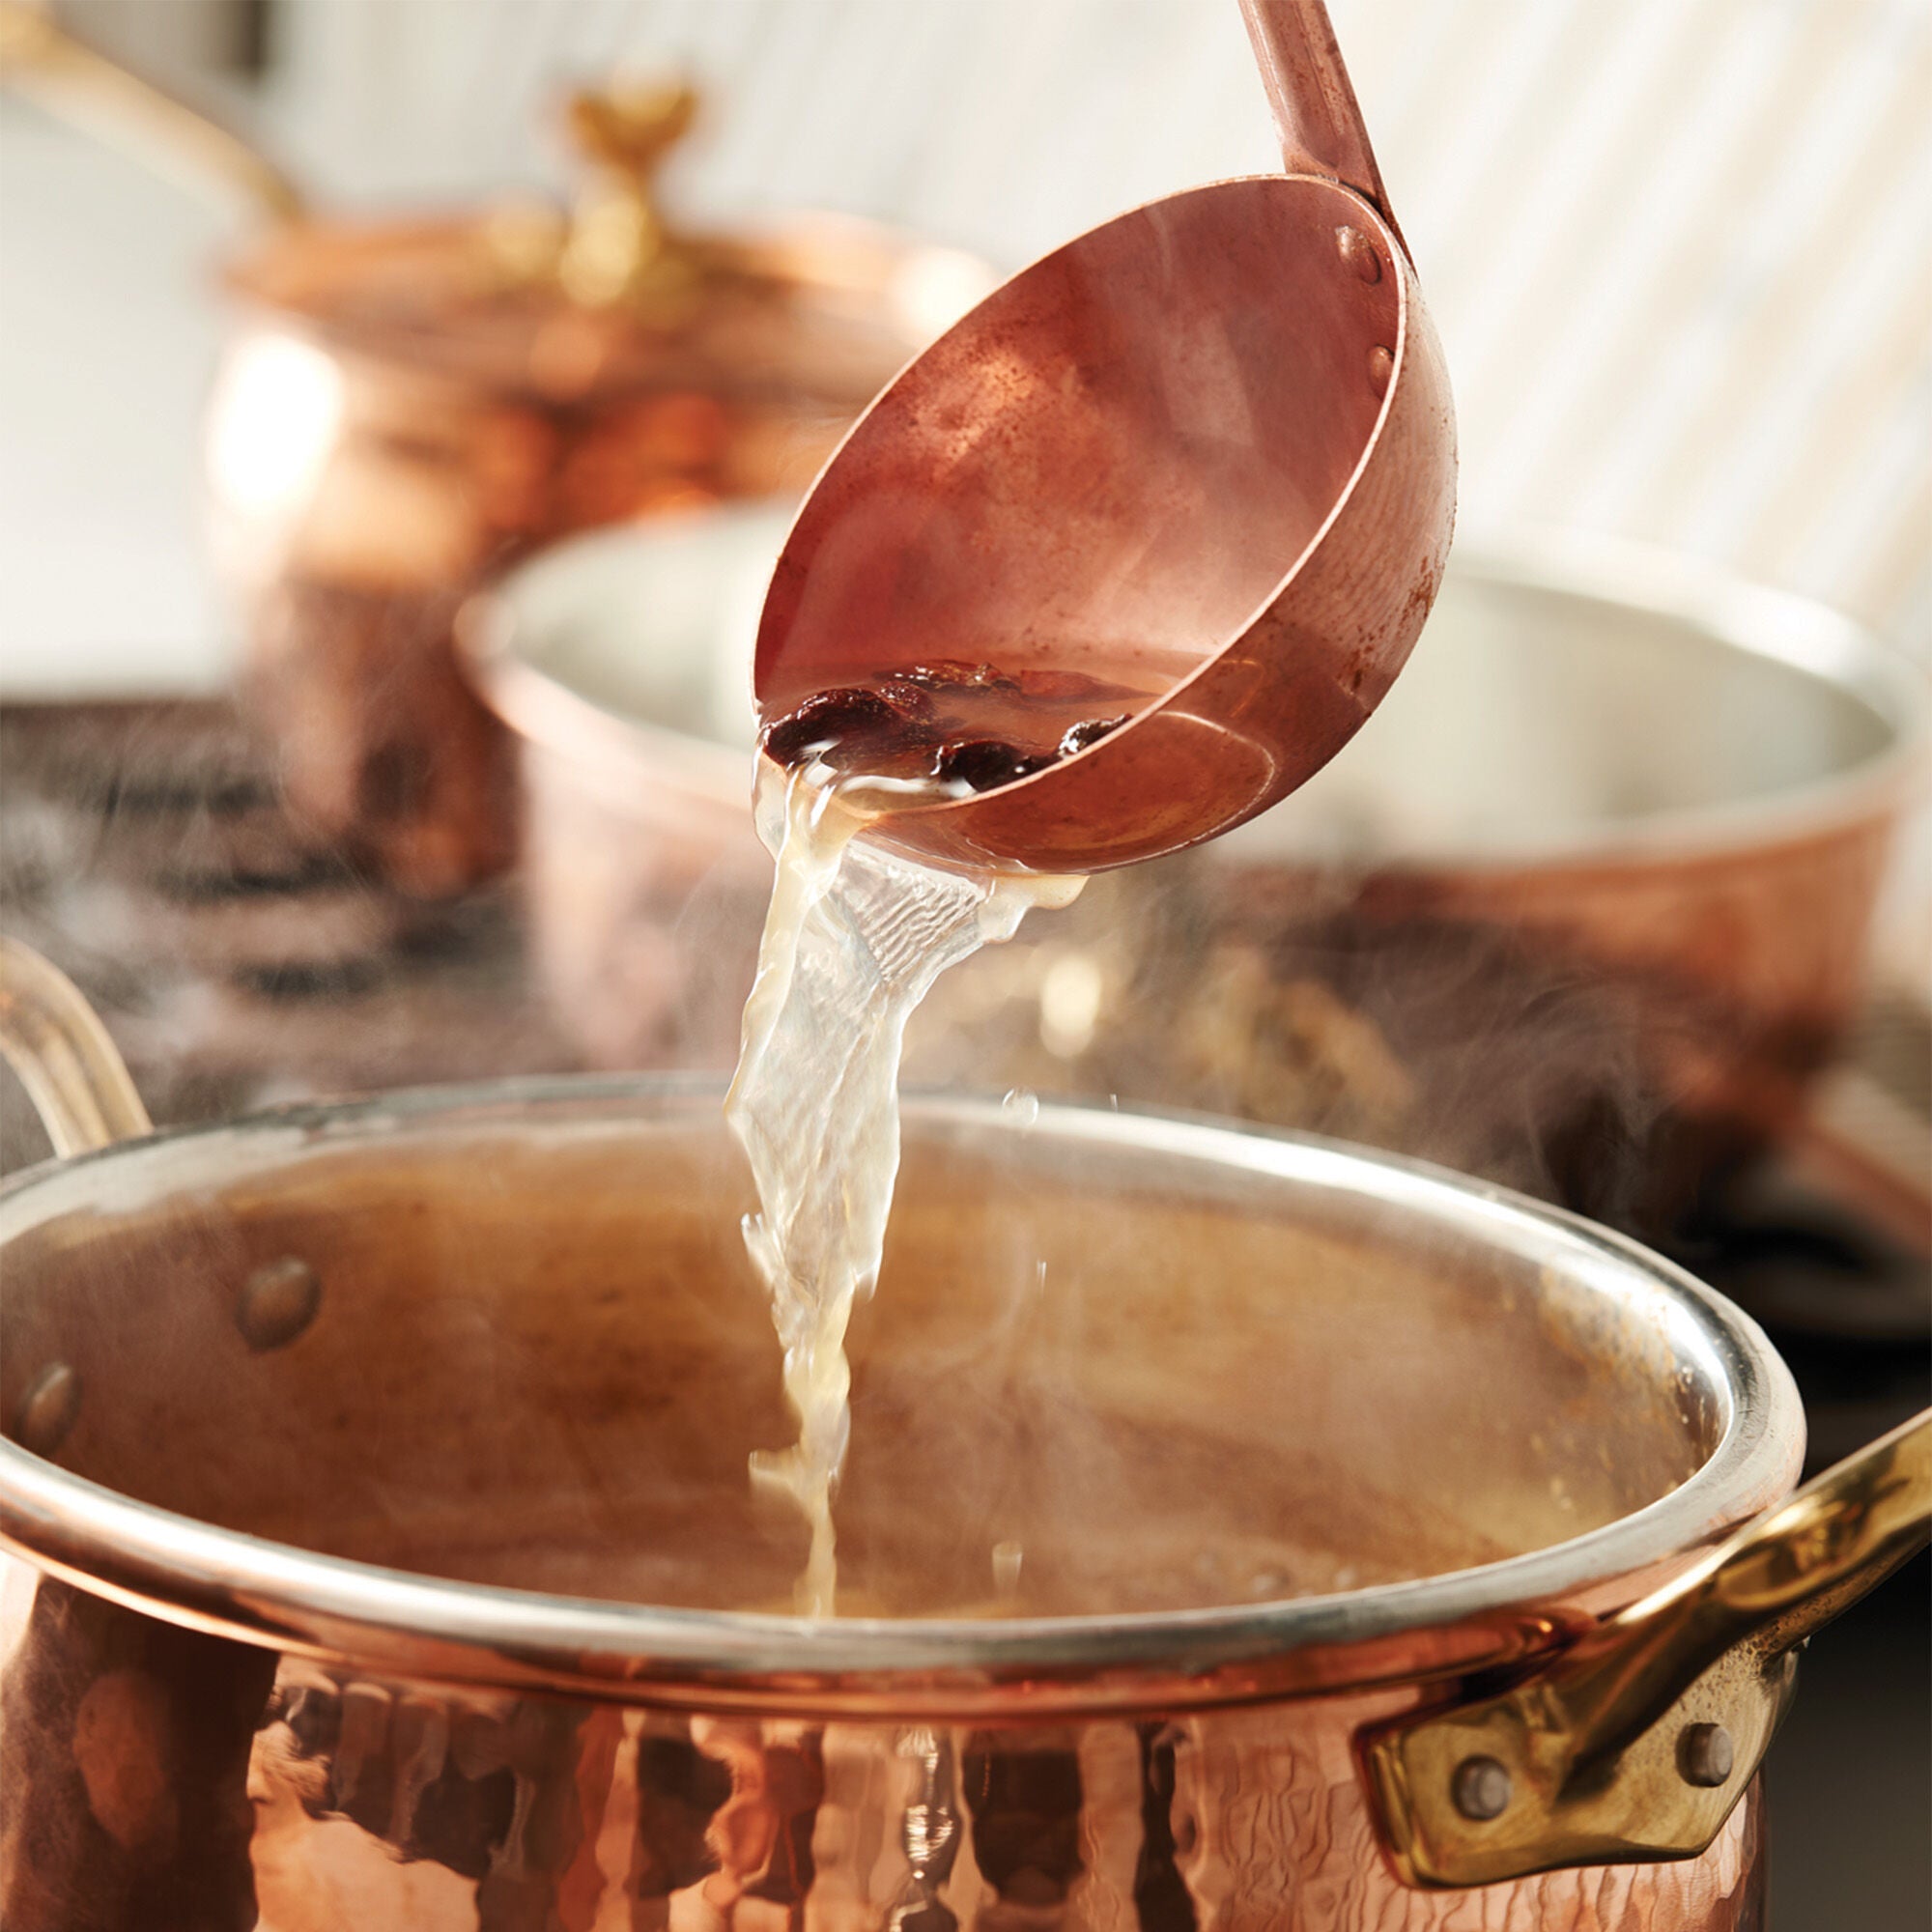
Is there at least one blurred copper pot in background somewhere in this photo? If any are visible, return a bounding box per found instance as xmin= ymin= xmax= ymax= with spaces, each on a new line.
xmin=202 ymin=85 xmax=991 ymax=895
xmin=465 ymin=524 xmax=1927 ymax=1229
xmin=0 ymin=21 xmax=991 ymax=897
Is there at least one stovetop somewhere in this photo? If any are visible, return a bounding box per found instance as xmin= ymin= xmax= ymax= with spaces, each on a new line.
xmin=1 ymin=694 xmax=1925 ymax=1927
xmin=0 ymin=697 xmax=578 ymax=1171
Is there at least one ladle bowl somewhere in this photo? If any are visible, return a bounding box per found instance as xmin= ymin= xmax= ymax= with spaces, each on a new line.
xmin=753 ymin=0 xmax=1456 ymax=872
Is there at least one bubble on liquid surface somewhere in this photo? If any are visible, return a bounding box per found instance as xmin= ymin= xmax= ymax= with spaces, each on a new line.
xmin=1001 ymin=1088 xmax=1040 ymax=1127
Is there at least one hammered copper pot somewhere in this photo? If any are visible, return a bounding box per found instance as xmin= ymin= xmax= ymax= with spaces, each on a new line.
xmin=207 ymin=184 xmax=988 ymax=895
xmin=0 ymin=19 xmax=989 ymax=898
xmin=466 ymin=526 xmax=1927 ymax=1228
xmin=2 ymin=940 xmax=1928 ymax=1930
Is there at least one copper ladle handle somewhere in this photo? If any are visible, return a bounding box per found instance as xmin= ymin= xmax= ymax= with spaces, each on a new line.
xmin=0 ymin=937 xmax=151 ymax=1155
xmin=1237 ymin=0 xmax=1401 ymax=250
xmin=1365 ymin=1406 xmax=1932 ymax=1887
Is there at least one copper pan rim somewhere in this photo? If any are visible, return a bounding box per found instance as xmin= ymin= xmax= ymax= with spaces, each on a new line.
xmin=469 ymin=523 xmax=1927 ymax=878
xmin=1361 ymin=526 xmax=1932 ymax=877
xmin=220 ymin=206 xmax=995 ymax=353
xmin=0 ymin=1077 xmax=1803 ymax=1717
xmin=459 ymin=581 xmax=750 ymax=822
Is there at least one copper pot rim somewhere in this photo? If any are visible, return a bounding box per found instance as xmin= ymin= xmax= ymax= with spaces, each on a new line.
xmin=0 ymin=1076 xmax=1803 ymax=1718
xmin=218 ymin=207 xmax=992 ymax=374
xmin=1334 ymin=526 xmax=1931 ymax=880
xmin=458 ymin=548 xmax=754 ymax=825
xmin=469 ymin=522 xmax=1929 ymax=878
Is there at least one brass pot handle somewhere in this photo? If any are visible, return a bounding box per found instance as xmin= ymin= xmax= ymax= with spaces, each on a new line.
xmin=1365 ymin=1406 xmax=1932 ymax=1887
xmin=0 ymin=938 xmax=151 ymax=1155
xmin=0 ymin=0 xmax=303 ymax=222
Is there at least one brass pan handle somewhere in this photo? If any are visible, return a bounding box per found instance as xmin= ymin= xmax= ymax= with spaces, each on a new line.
xmin=0 ymin=937 xmax=151 ymax=1155
xmin=1365 ymin=1406 xmax=1932 ymax=1887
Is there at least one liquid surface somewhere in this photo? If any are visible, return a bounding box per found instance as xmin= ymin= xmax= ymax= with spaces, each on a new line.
xmin=725 ymin=762 xmax=1079 ymax=1612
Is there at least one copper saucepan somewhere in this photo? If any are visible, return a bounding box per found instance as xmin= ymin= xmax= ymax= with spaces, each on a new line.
xmin=0 ymin=937 xmax=1925 ymax=1926
xmin=466 ymin=521 xmax=1928 ymax=1228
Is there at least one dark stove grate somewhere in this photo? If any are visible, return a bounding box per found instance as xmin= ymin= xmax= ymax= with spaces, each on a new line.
xmin=0 ymin=697 xmax=575 ymax=1172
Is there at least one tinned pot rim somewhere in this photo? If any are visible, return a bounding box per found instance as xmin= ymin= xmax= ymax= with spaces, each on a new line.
xmin=0 ymin=1076 xmax=1804 ymax=1718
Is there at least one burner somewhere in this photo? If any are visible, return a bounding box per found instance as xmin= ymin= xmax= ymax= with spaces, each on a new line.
xmin=1679 ymin=1167 xmax=1929 ymax=1475
xmin=0 ymin=698 xmax=575 ymax=1174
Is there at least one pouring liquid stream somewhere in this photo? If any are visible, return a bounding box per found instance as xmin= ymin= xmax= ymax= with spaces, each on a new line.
xmin=725 ymin=726 xmax=1085 ymax=1615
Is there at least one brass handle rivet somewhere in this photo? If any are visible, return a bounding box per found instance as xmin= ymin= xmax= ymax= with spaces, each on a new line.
xmin=1451 ymin=1754 xmax=1513 ymax=1821
xmin=1678 ymin=1722 xmax=1734 ymax=1788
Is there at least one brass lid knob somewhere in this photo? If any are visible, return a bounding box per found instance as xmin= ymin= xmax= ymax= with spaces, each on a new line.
xmin=557 ymin=78 xmax=702 ymax=308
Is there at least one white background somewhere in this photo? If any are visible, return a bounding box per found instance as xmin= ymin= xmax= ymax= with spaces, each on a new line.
xmin=3 ymin=0 xmax=1927 ymax=694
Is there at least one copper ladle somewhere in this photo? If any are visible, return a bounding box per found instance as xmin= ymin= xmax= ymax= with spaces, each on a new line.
xmin=753 ymin=0 xmax=1455 ymax=874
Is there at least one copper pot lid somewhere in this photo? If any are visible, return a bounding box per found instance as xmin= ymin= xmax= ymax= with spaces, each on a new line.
xmin=222 ymin=81 xmax=995 ymax=406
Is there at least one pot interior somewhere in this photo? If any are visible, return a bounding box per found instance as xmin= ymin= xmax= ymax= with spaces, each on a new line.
xmin=0 ymin=1089 xmax=1745 ymax=1624
xmin=1246 ymin=561 xmax=1907 ymax=863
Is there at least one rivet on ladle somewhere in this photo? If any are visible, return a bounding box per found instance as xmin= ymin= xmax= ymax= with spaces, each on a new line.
xmin=1335 ymin=223 xmax=1382 ymax=283
xmin=1367 ymin=344 xmax=1394 ymax=394
xmin=1677 ymin=1722 xmax=1734 ymax=1789
xmin=13 ymin=1361 xmax=81 ymax=1457
xmin=238 ymin=1257 xmax=322 ymax=1352
xmin=1451 ymin=1754 xmax=1513 ymax=1822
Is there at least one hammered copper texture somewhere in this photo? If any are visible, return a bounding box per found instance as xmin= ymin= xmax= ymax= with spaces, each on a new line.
xmin=0 ymin=1627 xmax=1768 ymax=1932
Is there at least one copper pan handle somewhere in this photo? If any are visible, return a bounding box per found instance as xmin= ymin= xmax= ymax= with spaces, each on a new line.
xmin=0 ymin=0 xmax=304 ymax=223
xmin=1237 ymin=0 xmax=1402 ymax=250
xmin=1365 ymin=1407 xmax=1932 ymax=1888
xmin=0 ymin=938 xmax=151 ymax=1155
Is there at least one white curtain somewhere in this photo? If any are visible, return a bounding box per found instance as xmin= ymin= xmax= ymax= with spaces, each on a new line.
xmin=266 ymin=0 xmax=1931 ymax=658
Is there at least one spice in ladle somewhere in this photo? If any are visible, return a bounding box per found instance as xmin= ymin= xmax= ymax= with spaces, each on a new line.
xmin=759 ymin=660 xmax=1137 ymax=796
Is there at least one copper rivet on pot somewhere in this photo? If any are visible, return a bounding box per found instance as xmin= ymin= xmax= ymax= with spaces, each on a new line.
xmin=1451 ymin=1754 xmax=1513 ymax=1821
xmin=239 ymin=1257 xmax=323 ymax=1352
xmin=13 ymin=1361 xmax=81 ymax=1457
xmin=1335 ymin=224 xmax=1382 ymax=283
xmin=1678 ymin=1722 xmax=1734 ymax=1788
xmin=1368 ymin=345 xmax=1395 ymax=394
